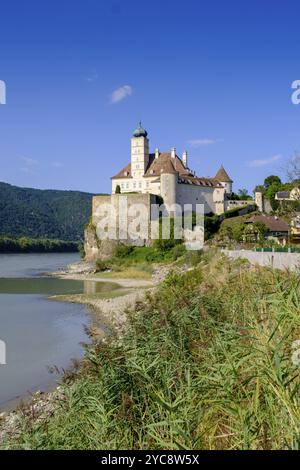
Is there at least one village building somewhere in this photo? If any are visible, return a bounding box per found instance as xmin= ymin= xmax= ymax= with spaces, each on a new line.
xmin=290 ymin=213 xmax=300 ymax=239
xmin=244 ymin=215 xmax=290 ymax=244
xmin=275 ymin=187 xmax=300 ymax=201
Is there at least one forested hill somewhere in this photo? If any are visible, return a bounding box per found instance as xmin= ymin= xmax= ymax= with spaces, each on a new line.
xmin=0 ymin=182 xmax=101 ymax=241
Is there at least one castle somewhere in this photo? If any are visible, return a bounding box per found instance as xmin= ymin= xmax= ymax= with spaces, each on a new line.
xmin=111 ymin=123 xmax=233 ymax=215
xmin=84 ymin=124 xmax=236 ymax=260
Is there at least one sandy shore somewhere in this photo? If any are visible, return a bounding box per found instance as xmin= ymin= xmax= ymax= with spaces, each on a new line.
xmin=54 ymin=272 xmax=154 ymax=288
xmin=50 ymin=263 xmax=157 ymax=335
xmin=51 ymin=288 xmax=150 ymax=337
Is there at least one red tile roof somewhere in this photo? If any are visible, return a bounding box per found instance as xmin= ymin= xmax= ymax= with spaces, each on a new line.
xmin=112 ymin=152 xmax=223 ymax=187
xmin=215 ymin=165 xmax=232 ymax=182
xmin=246 ymin=215 xmax=290 ymax=232
xmin=111 ymin=162 xmax=132 ymax=179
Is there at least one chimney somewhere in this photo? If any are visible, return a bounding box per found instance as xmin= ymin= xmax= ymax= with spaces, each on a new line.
xmin=171 ymin=147 xmax=176 ymax=159
xmin=155 ymin=148 xmax=159 ymax=159
xmin=182 ymin=150 xmax=187 ymax=167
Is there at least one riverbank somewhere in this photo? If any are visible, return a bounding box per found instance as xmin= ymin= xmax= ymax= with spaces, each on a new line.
xmin=0 ymin=260 xmax=172 ymax=441
xmin=0 ymin=256 xmax=181 ymax=439
xmin=51 ymin=289 xmax=148 ymax=337
xmin=3 ymin=250 xmax=300 ymax=449
xmin=47 ymin=259 xmax=176 ymax=334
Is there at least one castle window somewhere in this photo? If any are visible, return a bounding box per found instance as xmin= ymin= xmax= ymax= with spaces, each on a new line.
xmin=139 ymin=182 xmax=142 ymax=188
xmin=126 ymin=183 xmax=129 ymax=189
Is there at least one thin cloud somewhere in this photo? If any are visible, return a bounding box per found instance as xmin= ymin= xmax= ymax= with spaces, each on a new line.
xmin=21 ymin=156 xmax=38 ymax=166
xmin=247 ymin=154 xmax=282 ymax=168
xmin=187 ymin=138 xmax=220 ymax=147
xmin=51 ymin=161 xmax=63 ymax=168
xmin=19 ymin=156 xmax=38 ymax=174
xmin=86 ymin=73 xmax=98 ymax=83
xmin=110 ymin=85 xmax=133 ymax=104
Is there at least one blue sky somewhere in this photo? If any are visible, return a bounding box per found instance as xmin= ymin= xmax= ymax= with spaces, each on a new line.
xmin=0 ymin=0 xmax=299 ymax=194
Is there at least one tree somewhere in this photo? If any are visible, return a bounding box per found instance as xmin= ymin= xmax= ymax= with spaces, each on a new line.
xmin=237 ymin=188 xmax=251 ymax=200
xmin=257 ymin=177 xmax=282 ymax=212
xmin=228 ymin=192 xmax=240 ymax=201
xmin=254 ymin=184 xmax=265 ymax=193
xmin=253 ymin=221 xmax=268 ymax=241
xmin=264 ymin=175 xmax=282 ymax=188
xmin=286 ymin=152 xmax=300 ymax=182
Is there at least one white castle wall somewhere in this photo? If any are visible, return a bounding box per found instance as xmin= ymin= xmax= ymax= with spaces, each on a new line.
xmin=176 ymin=184 xmax=225 ymax=214
xmin=112 ymin=176 xmax=160 ymax=195
xmin=112 ymin=177 xmax=226 ymax=215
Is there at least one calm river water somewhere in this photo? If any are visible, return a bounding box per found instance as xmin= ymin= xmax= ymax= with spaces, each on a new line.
xmin=0 ymin=253 xmax=112 ymax=409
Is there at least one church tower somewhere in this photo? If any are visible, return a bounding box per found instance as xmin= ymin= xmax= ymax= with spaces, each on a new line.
xmin=131 ymin=122 xmax=149 ymax=179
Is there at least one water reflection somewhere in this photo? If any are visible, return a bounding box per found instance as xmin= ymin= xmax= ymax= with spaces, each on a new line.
xmin=0 ymin=278 xmax=120 ymax=296
xmin=0 ymin=253 xmax=121 ymax=409
xmin=83 ymin=280 xmax=119 ymax=295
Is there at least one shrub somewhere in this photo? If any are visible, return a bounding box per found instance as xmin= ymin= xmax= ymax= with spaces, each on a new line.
xmin=95 ymin=259 xmax=109 ymax=272
xmin=184 ymin=249 xmax=203 ymax=266
xmin=114 ymin=244 xmax=134 ymax=258
xmin=171 ymin=244 xmax=186 ymax=260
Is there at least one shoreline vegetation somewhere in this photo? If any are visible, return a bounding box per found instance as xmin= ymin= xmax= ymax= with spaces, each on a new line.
xmin=1 ymin=248 xmax=300 ymax=449
xmin=0 ymin=236 xmax=81 ymax=253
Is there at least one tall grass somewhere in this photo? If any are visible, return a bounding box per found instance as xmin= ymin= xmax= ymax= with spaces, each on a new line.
xmin=2 ymin=253 xmax=300 ymax=449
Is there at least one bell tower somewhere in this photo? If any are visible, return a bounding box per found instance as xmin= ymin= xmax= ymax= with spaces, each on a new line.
xmin=131 ymin=122 xmax=149 ymax=179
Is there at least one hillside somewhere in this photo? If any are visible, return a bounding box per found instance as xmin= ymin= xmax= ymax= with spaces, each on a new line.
xmin=0 ymin=182 xmax=101 ymax=241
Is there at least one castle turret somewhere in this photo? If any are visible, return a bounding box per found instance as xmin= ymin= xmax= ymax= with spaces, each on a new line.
xmin=255 ymin=190 xmax=265 ymax=212
xmin=215 ymin=165 xmax=233 ymax=194
xmin=131 ymin=122 xmax=149 ymax=179
xmin=160 ymin=159 xmax=178 ymax=214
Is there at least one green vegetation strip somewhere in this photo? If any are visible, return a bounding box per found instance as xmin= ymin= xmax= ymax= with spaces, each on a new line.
xmin=0 ymin=237 xmax=80 ymax=253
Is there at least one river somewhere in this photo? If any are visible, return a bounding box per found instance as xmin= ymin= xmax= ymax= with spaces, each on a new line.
xmin=0 ymin=253 xmax=110 ymax=409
